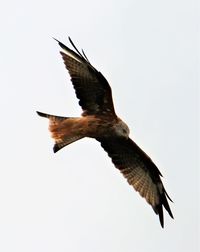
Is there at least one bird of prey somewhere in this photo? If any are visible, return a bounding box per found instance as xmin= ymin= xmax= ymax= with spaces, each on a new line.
xmin=37 ymin=37 xmax=173 ymax=227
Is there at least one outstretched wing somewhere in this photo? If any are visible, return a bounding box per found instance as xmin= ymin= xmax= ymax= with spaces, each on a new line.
xmin=97 ymin=137 xmax=173 ymax=227
xmin=55 ymin=37 xmax=116 ymax=116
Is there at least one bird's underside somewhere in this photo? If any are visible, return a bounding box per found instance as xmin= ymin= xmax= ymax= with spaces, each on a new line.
xmin=37 ymin=37 xmax=173 ymax=228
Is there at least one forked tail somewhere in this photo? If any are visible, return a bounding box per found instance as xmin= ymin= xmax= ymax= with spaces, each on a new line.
xmin=36 ymin=111 xmax=83 ymax=152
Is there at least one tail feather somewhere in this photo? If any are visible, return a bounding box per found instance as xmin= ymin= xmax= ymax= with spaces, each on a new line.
xmin=36 ymin=111 xmax=83 ymax=152
xmin=36 ymin=111 xmax=68 ymax=120
xmin=53 ymin=134 xmax=82 ymax=153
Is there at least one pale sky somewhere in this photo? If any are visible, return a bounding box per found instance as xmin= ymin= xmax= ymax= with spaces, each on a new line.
xmin=0 ymin=0 xmax=199 ymax=251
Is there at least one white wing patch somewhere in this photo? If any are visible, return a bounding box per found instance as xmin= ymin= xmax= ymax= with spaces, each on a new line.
xmin=120 ymin=166 xmax=160 ymax=207
xmin=60 ymin=49 xmax=82 ymax=63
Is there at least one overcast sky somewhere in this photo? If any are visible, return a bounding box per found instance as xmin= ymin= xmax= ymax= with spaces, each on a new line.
xmin=0 ymin=0 xmax=199 ymax=251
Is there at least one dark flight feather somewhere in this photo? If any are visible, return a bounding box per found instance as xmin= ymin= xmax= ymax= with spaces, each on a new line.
xmin=97 ymin=137 xmax=173 ymax=228
xmin=55 ymin=38 xmax=116 ymax=116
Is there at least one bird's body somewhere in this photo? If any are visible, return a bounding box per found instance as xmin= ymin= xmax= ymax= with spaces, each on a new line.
xmin=37 ymin=37 xmax=173 ymax=227
xmin=37 ymin=112 xmax=129 ymax=151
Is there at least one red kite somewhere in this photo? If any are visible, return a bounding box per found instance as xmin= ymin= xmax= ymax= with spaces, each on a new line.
xmin=37 ymin=37 xmax=173 ymax=227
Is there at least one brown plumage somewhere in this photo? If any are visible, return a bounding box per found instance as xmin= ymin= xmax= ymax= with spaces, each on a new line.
xmin=37 ymin=37 xmax=173 ymax=227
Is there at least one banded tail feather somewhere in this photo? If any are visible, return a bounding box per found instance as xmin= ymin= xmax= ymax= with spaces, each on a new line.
xmin=36 ymin=111 xmax=83 ymax=152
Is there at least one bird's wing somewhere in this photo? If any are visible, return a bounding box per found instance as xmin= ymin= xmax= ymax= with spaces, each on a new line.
xmin=55 ymin=37 xmax=116 ymax=116
xmin=97 ymin=137 xmax=173 ymax=227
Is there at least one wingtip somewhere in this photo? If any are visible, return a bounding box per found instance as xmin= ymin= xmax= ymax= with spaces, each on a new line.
xmin=52 ymin=37 xmax=60 ymax=43
xmin=157 ymin=205 xmax=164 ymax=228
xmin=159 ymin=209 xmax=174 ymax=228
xmin=52 ymin=37 xmax=67 ymax=51
xmin=163 ymin=191 xmax=174 ymax=219
xmin=68 ymin=36 xmax=73 ymax=44
xmin=52 ymin=36 xmax=72 ymax=44
xmin=167 ymin=207 xmax=174 ymax=220
xmin=156 ymin=192 xmax=174 ymax=228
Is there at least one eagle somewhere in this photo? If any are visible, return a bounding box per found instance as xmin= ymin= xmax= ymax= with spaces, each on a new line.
xmin=37 ymin=37 xmax=173 ymax=227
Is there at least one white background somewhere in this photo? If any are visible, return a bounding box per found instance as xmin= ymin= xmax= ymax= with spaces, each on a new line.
xmin=0 ymin=0 xmax=198 ymax=251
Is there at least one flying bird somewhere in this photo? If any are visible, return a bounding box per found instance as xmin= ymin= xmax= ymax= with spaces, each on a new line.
xmin=37 ymin=37 xmax=173 ymax=227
